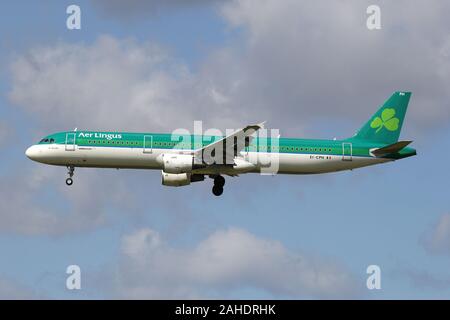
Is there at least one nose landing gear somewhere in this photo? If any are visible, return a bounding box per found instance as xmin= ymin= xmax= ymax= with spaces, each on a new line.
xmin=66 ymin=165 xmax=75 ymax=186
xmin=212 ymin=175 xmax=225 ymax=196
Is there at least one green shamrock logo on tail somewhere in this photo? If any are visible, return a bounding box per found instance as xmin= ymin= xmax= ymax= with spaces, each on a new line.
xmin=370 ymin=108 xmax=399 ymax=133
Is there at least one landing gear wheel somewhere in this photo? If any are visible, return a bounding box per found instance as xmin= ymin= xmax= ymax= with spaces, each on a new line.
xmin=212 ymin=185 xmax=223 ymax=196
xmin=214 ymin=175 xmax=225 ymax=187
xmin=66 ymin=165 xmax=75 ymax=186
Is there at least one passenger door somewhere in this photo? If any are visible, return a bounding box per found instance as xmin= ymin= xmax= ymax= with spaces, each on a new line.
xmin=143 ymin=135 xmax=153 ymax=154
xmin=342 ymin=142 xmax=352 ymax=161
xmin=65 ymin=133 xmax=76 ymax=151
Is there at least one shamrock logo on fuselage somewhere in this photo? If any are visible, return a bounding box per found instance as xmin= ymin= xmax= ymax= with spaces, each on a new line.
xmin=370 ymin=108 xmax=399 ymax=133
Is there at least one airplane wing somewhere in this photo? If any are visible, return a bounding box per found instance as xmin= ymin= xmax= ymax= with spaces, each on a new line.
xmin=371 ymin=140 xmax=412 ymax=157
xmin=194 ymin=122 xmax=265 ymax=165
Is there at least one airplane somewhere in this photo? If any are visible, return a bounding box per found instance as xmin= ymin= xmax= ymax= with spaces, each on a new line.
xmin=25 ymin=91 xmax=416 ymax=196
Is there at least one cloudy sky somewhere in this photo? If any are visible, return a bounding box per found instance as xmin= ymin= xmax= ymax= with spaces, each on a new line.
xmin=0 ymin=0 xmax=450 ymax=299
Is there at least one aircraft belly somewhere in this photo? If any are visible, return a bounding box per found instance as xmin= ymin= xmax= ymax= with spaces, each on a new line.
xmin=194 ymin=152 xmax=388 ymax=175
xmin=43 ymin=146 xmax=162 ymax=169
xmin=275 ymin=153 xmax=387 ymax=174
xmin=41 ymin=146 xmax=388 ymax=174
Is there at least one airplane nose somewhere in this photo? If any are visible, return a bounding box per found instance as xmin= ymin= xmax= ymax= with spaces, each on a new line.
xmin=25 ymin=146 xmax=33 ymax=159
xmin=25 ymin=145 xmax=40 ymax=160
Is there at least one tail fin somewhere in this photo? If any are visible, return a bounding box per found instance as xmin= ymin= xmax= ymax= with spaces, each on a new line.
xmin=352 ymin=91 xmax=411 ymax=144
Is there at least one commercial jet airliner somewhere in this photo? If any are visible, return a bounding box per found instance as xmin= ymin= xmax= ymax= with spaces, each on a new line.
xmin=26 ymin=92 xmax=416 ymax=196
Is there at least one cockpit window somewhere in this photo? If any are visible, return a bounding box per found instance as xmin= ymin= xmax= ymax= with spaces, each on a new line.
xmin=39 ymin=138 xmax=51 ymax=144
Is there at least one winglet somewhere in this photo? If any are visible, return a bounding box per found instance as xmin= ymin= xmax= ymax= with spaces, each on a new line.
xmin=243 ymin=121 xmax=266 ymax=133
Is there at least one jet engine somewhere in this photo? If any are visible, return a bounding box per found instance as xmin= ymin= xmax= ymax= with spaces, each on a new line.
xmin=161 ymin=171 xmax=190 ymax=187
xmin=161 ymin=171 xmax=205 ymax=187
xmin=161 ymin=154 xmax=195 ymax=174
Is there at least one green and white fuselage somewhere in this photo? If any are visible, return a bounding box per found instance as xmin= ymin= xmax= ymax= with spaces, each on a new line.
xmin=26 ymin=92 xmax=416 ymax=195
xmin=25 ymin=131 xmax=415 ymax=173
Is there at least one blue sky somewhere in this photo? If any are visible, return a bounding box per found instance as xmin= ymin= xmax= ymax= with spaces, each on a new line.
xmin=1 ymin=0 xmax=450 ymax=299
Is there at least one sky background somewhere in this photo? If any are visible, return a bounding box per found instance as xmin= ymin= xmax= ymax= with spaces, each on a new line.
xmin=1 ymin=0 xmax=450 ymax=299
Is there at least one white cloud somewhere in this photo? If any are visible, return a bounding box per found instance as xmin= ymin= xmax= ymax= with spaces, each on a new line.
xmin=9 ymin=35 xmax=244 ymax=134
xmin=216 ymin=0 xmax=450 ymax=133
xmin=0 ymin=165 xmax=135 ymax=236
xmin=422 ymin=213 xmax=450 ymax=255
xmin=11 ymin=2 xmax=450 ymax=138
xmin=113 ymin=227 xmax=362 ymax=299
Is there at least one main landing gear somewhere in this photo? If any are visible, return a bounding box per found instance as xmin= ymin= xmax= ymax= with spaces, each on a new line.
xmin=212 ymin=175 xmax=225 ymax=196
xmin=66 ymin=165 xmax=75 ymax=186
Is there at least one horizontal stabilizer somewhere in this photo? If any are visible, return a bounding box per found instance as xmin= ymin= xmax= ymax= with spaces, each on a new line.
xmin=371 ymin=140 xmax=412 ymax=157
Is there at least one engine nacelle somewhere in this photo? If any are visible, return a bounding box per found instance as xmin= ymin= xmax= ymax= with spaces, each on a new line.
xmin=161 ymin=154 xmax=194 ymax=174
xmin=161 ymin=171 xmax=205 ymax=187
xmin=161 ymin=171 xmax=191 ymax=187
